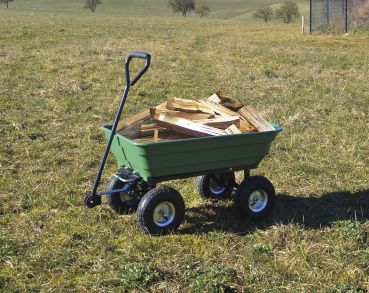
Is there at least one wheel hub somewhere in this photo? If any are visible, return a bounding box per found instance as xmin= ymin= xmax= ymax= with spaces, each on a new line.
xmin=248 ymin=189 xmax=268 ymax=213
xmin=209 ymin=177 xmax=226 ymax=195
xmin=153 ymin=201 xmax=176 ymax=227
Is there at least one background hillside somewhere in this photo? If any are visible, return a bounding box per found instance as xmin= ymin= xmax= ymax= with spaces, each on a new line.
xmin=4 ymin=0 xmax=309 ymax=20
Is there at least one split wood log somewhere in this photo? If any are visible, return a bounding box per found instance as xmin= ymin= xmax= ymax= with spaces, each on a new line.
xmin=197 ymin=116 xmax=240 ymax=129
xmin=153 ymin=111 xmax=226 ymax=137
xmin=199 ymin=100 xmax=238 ymax=117
xmin=140 ymin=123 xmax=171 ymax=136
xmin=207 ymin=93 xmax=221 ymax=103
xmin=116 ymin=102 xmax=167 ymax=132
xmin=238 ymin=106 xmax=274 ymax=132
xmin=116 ymin=110 xmax=150 ymax=132
xmin=166 ymin=97 xmax=215 ymax=115
xmin=150 ymin=107 xmax=213 ymax=120
xmin=239 ymin=119 xmax=257 ymax=133
xmin=225 ymin=124 xmax=242 ymax=135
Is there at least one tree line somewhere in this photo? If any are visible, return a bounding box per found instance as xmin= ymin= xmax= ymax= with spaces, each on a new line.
xmin=253 ymin=1 xmax=300 ymax=23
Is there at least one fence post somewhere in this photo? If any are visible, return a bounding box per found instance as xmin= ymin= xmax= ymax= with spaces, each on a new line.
xmin=310 ymin=0 xmax=312 ymax=34
xmin=345 ymin=0 xmax=348 ymax=33
xmin=302 ymin=15 xmax=305 ymax=35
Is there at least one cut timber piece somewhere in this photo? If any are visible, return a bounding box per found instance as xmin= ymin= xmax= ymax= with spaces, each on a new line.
xmin=238 ymin=106 xmax=275 ymax=132
xmin=150 ymin=107 xmax=213 ymax=120
xmin=153 ymin=111 xmax=226 ymax=137
xmin=225 ymin=124 xmax=242 ymax=135
xmin=200 ymin=100 xmax=238 ymax=117
xmin=153 ymin=129 xmax=159 ymax=142
xmin=166 ymin=97 xmax=215 ymax=115
xmin=197 ymin=116 xmax=240 ymax=129
xmin=116 ymin=110 xmax=150 ymax=132
xmin=216 ymin=91 xmax=244 ymax=111
xmin=207 ymin=93 xmax=221 ymax=104
xmin=116 ymin=102 xmax=166 ymax=132
xmin=140 ymin=123 xmax=171 ymax=137
xmin=239 ymin=119 xmax=257 ymax=133
xmin=118 ymin=123 xmax=142 ymax=139
xmin=133 ymin=132 xmax=191 ymax=143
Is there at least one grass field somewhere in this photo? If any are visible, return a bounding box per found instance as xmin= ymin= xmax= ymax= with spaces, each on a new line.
xmin=1 ymin=2 xmax=369 ymax=292
xmin=2 ymin=0 xmax=309 ymax=20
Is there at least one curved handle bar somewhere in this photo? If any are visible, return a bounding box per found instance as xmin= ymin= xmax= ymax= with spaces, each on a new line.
xmin=125 ymin=51 xmax=151 ymax=87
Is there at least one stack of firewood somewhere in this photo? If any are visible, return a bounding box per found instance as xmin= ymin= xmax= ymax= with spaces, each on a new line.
xmin=116 ymin=93 xmax=275 ymax=143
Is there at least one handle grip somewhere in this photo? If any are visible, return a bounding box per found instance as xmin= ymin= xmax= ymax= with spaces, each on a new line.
xmin=125 ymin=51 xmax=151 ymax=87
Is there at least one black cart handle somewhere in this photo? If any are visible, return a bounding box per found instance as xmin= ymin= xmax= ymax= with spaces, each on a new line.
xmin=125 ymin=51 xmax=151 ymax=87
xmin=85 ymin=51 xmax=151 ymax=208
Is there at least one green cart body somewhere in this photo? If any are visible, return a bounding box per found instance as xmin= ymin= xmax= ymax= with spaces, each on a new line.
xmin=103 ymin=124 xmax=281 ymax=183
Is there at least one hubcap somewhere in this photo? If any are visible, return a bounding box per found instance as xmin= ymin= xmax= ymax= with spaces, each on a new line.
xmin=248 ymin=189 xmax=268 ymax=213
xmin=153 ymin=201 xmax=176 ymax=227
xmin=209 ymin=177 xmax=226 ymax=195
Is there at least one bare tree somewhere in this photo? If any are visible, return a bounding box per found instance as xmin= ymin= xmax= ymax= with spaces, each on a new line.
xmin=276 ymin=1 xmax=300 ymax=23
xmin=84 ymin=0 xmax=102 ymax=13
xmin=196 ymin=4 xmax=210 ymax=17
xmin=168 ymin=0 xmax=195 ymax=17
xmin=1 ymin=0 xmax=14 ymax=9
xmin=253 ymin=7 xmax=274 ymax=22
xmin=350 ymin=0 xmax=369 ymax=30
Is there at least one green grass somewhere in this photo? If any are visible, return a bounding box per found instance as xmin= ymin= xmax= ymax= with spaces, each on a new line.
xmin=1 ymin=6 xmax=369 ymax=292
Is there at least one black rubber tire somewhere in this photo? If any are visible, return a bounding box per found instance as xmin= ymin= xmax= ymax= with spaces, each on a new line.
xmin=235 ymin=176 xmax=275 ymax=219
xmin=137 ymin=186 xmax=185 ymax=236
xmin=196 ymin=172 xmax=235 ymax=199
xmin=107 ymin=175 xmax=140 ymax=214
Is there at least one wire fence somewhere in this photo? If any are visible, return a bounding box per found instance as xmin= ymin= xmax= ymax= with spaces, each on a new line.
xmin=310 ymin=0 xmax=369 ymax=33
xmin=310 ymin=0 xmax=348 ymax=33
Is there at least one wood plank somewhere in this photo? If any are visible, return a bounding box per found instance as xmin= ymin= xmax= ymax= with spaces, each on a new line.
xmin=116 ymin=102 xmax=166 ymax=132
xmin=199 ymin=100 xmax=238 ymax=117
xmin=239 ymin=119 xmax=257 ymax=133
xmin=238 ymin=106 xmax=275 ymax=132
xmin=225 ymin=124 xmax=242 ymax=135
xmin=116 ymin=110 xmax=150 ymax=132
xmin=150 ymin=107 xmax=213 ymax=120
xmin=216 ymin=92 xmax=244 ymax=111
xmin=197 ymin=116 xmax=240 ymax=129
xmin=133 ymin=132 xmax=190 ymax=143
xmin=153 ymin=129 xmax=158 ymax=142
xmin=207 ymin=93 xmax=221 ymax=103
xmin=166 ymin=97 xmax=215 ymax=115
xmin=140 ymin=123 xmax=171 ymax=136
xmin=153 ymin=111 xmax=226 ymax=137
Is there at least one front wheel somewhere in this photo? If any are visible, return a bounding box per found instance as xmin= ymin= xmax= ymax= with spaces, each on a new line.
xmin=235 ymin=176 xmax=275 ymax=219
xmin=137 ymin=187 xmax=185 ymax=236
xmin=107 ymin=175 xmax=140 ymax=214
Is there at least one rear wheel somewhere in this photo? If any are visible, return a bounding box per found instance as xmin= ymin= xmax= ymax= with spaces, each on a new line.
xmin=196 ymin=172 xmax=235 ymax=199
xmin=235 ymin=176 xmax=275 ymax=219
xmin=137 ymin=186 xmax=185 ymax=235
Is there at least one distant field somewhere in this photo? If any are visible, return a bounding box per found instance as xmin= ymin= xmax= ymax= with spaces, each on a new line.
xmin=1 ymin=6 xmax=369 ymax=293
xmin=1 ymin=0 xmax=309 ymax=20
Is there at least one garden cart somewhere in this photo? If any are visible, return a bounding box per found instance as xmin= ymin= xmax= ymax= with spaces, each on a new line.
xmin=84 ymin=52 xmax=282 ymax=235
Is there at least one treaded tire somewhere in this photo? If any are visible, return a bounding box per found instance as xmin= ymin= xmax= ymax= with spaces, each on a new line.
xmin=107 ymin=176 xmax=139 ymax=214
xmin=235 ymin=176 xmax=275 ymax=219
xmin=196 ymin=172 xmax=235 ymax=199
xmin=137 ymin=186 xmax=185 ymax=236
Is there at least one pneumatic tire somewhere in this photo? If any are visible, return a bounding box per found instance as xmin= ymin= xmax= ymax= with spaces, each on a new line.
xmin=137 ymin=186 xmax=185 ymax=236
xmin=196 ymin=172 xmax=235 ymax=199
xmin=235 ymin=176 xmax=275 ymax=219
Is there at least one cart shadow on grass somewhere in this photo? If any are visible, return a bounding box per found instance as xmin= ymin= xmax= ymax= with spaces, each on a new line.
xmin=181 ymin=189 xmax=369 ymax=235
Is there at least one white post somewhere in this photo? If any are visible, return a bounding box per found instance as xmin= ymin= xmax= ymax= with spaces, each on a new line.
xmin=302 ymin=15 xmax=305 ymax=35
